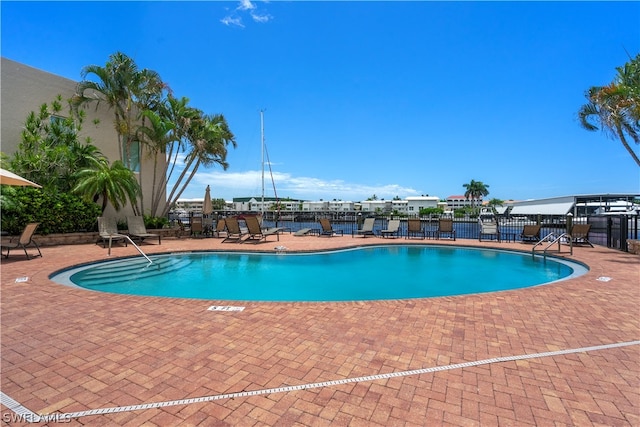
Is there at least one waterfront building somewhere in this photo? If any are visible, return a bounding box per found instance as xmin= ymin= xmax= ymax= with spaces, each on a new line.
xmin=406 ymin=196 xmax=440 ymax=214
xmin=446 ymin=195 xmax=480 ymax=210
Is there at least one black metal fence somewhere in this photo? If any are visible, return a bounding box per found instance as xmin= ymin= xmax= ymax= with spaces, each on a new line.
xmin=170 ymin=211 xmax=638 ymax=252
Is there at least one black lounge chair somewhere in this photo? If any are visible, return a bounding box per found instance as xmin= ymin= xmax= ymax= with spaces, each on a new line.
xmin=212 ymin=219 xmax=227 ymax=238
xmin=568 ymin=223 xmax=593 ymax=247
xmin=244 ymin=216 xmax=280 ymax=243
xmin=437 ymin=218 xmax=456 ymax=240
xmin=1 ymin=222 xmax=42 ymax=259
xmin=520 ymin=224 xmax=541 ymax=243
xmin=406 ymin=218 xmax=425 ymax=239
xmin=222 ymin=217 xmax=247 ymax=243
xmin=318 ymin=218 xmax=343 ymax=237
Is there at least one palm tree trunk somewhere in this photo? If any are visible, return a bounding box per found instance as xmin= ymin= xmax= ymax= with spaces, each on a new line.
xmin=616 ymin=128 xmax=640 ymax=166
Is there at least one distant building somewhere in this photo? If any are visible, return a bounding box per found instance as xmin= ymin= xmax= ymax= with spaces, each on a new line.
xmin=446 ymin=195 xmax=479 ymax=210
xmin=406 ymin=196 xmax=440 ymax=215
xmin=360 ymin=200 xmax=391 ymax=213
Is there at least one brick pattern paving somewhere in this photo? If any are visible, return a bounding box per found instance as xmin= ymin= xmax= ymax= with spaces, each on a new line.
xmin=1 ymin=235 xmax=638 ymax=426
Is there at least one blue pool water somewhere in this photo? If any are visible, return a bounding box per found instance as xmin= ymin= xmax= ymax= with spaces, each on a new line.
xmin=50 ymin=246 xmax=586 ymax=302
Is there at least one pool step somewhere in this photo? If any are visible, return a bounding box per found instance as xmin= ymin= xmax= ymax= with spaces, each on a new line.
xmin=73 ymin=256 xmax=193 ymax=287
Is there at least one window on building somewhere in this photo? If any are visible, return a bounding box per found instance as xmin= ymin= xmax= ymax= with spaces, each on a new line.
xmin=121 ymin=138 xmax=140 ymax=172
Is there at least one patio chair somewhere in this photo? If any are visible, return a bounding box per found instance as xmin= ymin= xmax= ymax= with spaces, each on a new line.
xmin=1 ymin=222 xmax=42 ymax=259
xmin=127 ymin=216 xmax=161 ymax=245
xmin=212 ymin=219 xmax=227 ymax=238
xmin=294 ymin=228 xmax=313 ymax=236
xmin=203 ymin=216 xmax=214 ymax=237
xmin=318 ymin=218 xmax=343 ymax=237
xmin=520 ymin=224 xmax=541 ymax=243
xmin=97 ymin=217 xmax=128 ymax=248
xmin=380 ymin=219 xmax=401 ymax=238
xmin=437 ymin=218 xmax=456 ymax=240
xmin=244 ymin=216 xmax=280 ymax=244
xmin=190 ymin=216 xmax=203 ymax=238
xmin=568 ymin=223 xmax=594 ymax=247
xmin=406 ymin=218 xmax=425 ymax=239
xmin=478 ymin=217 xmax=500 ymax=242
xmin=222 ymin=217 xmax=247 ymax=243
xmin=353 ymin=217 xmax=376 ymax=238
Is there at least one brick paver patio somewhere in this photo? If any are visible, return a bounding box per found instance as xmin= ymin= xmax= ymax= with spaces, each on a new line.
xmin=1 ymin=234 xmax=638 ymax=426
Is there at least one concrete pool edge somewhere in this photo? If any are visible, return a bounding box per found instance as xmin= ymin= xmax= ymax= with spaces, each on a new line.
xmin=48 ymin=243 xmax=590 ymax=302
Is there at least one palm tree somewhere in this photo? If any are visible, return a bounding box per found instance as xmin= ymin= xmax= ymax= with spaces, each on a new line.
xmin=161 ymin=112 xmax=236 ymax=217
xmin=73 ymin=160 xmax=141 ymax=214
xmin=578 ymin=54 xmax=640 ymax=167
xmin=136 ymin=108 xmax=176 ymax=217
xmin=71 ymin=52 xmax=166 ymax=213
xmin=462 ymin=180 xmax=490 ymax=212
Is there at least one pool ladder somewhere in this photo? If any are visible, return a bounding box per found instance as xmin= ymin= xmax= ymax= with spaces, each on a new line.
xmin=106 ymin=235 xmax=153 ymax=264
xmin=532 ymin=232 xmax=572 ymax=258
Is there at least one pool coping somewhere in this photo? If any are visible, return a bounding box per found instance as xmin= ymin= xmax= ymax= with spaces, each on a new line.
xmin=47 ymin=244 xmax=590 ymax=302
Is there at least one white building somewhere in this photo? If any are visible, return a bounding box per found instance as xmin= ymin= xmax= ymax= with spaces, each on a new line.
xmin=446 ymin=195 xmax=479 ymax=210
xmin=302 ymin=201 xmax=329 ymax=211
xmin=391 ymin=200 xmax=408 ymax=214
xmin=406 ymin=196 xmax=440 ymax=215
xmin=328 ymin=200 xmax=355 ymax=211
xmin=360 ymin=200 xmax=391 ymax=213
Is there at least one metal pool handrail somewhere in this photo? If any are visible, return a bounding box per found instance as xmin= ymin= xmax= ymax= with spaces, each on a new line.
xmin=107 ymin=234 xmax=153 ymax=264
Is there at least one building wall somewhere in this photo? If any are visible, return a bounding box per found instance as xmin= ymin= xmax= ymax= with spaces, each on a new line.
xmin=1 ymin=57 xmax=166 ymax=217
xmin=406 ymin=196 xmax=439 ymax=214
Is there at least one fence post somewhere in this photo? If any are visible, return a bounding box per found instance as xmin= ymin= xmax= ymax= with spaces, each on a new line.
xmin=620 ymin=214 xmax=628 ymax=252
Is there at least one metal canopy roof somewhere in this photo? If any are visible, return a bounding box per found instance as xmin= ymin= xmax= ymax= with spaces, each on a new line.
xmin=510 ymin=201 xmax=575 ymax=216
xmin=509 ymin=194 xmax=639 ymax=216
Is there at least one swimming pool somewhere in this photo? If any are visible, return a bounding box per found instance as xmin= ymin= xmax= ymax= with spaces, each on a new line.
xmin=50 ymin=245 xmax=587 ymax=302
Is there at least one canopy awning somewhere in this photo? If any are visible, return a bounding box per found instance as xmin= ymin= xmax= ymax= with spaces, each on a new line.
xmin=0 ymin=168 xmax=42 ymax=188
xmin=510 ymin=201 xmax=575 ymax=216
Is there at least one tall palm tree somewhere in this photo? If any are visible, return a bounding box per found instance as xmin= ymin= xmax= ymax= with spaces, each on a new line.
xmin=73 ymin=160 xmax=141 ymax=214
xmin=578 ymin=54 xmax=640 ymax=167
xmin=162 ymin=111 xmax=236 ymax=217
xmin=463 ymin=179 xmax=490 ymax=212
xmin=71 ymin=52 xmax=166 ymax=213
xmin=136 ymin=108 xmax=176 ymax=217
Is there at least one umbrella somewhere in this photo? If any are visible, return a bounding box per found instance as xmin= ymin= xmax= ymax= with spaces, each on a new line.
xmin=0 ymin=168 xmax=42 ymax=188
xmin=203 ymin=185 xmax=213 ymax=216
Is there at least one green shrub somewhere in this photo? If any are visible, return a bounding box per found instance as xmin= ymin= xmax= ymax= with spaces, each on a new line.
xmin=419 ymin=207 xmax=444 ymax=216
xmin=0 ymin=187 xmax=101 ymax=235
xmin=143 ymin=215 xmax=169 ymax=229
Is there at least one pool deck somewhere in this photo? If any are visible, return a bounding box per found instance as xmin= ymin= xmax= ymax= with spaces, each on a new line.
xmin=1 ymin=234 xmax=638 ymax=426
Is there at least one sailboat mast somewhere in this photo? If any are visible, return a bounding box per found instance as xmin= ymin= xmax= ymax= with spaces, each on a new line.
xmin=260 ymin=110 xmax=265 ymax=216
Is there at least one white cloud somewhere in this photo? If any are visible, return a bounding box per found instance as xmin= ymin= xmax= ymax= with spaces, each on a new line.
xmin=251 ymin=11 xmax=272 ymax=23
xmin=180 ymin=169 xmax=420 ymax=202
xmin=238 ymin=0 xmax=255 ymax=11
xmin=221 ymin=0 xmax=272 ymax=28
xmin=220 ymin=15 xmax=244 ymax=28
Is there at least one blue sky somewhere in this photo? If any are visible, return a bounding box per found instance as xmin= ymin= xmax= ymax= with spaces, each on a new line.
xmin=2 ymin=1 xmax=639 ymax=202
